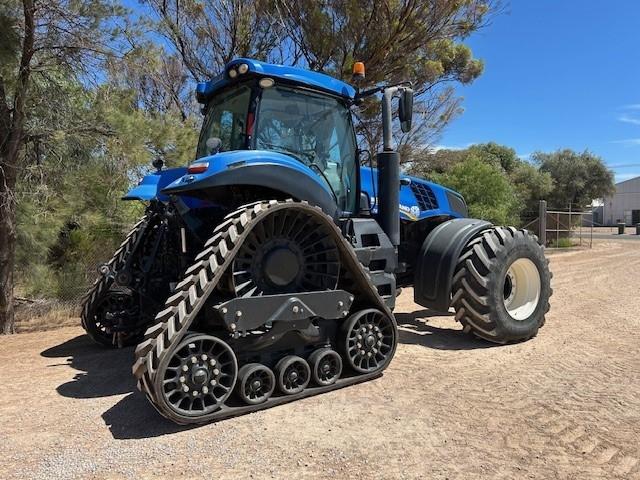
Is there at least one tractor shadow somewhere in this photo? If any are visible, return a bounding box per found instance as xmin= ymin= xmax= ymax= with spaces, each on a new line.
xmin=41 ymin=334 xmax=192 ymax=439
xmin=395 ymin=309 xmax=494 ymax=350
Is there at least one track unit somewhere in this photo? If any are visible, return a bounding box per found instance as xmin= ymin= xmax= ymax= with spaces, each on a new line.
xmin=133 ymin=200 xmax=398 ymax=424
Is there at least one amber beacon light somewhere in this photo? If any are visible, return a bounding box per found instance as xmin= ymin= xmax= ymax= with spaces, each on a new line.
xmin=352 ymin=61 xmax=365 ymax=80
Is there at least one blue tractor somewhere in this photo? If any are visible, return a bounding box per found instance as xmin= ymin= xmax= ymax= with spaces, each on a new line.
xmin=81 ymin=59 xmax=551 ymax=424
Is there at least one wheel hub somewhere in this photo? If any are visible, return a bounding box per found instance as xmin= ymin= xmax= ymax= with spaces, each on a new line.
xmin=288 ymin=370 xmax=299 ymax=382
xmin=192 ymin=367 xmax=209 ymax=385
xmin=250 ymin=379 xmax=262 ymax=391
xmin=263 ymin=247 xmax=300 ymax=286
xmin=502 ymin=258 xmax=542 ymax=321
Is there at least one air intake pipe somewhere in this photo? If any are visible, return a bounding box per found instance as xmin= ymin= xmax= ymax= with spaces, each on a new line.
xmin=377 ymin=86 xmax=412 ymax=247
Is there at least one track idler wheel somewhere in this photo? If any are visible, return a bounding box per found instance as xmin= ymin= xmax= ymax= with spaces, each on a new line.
xmin=308 ymin=348 xmax=342 ymax=386
xmin=341 ymin=309 xmax=396 ymax=374
xmin=154 ymin=334 xmax=237 ymax=422
xmin=236 ymin=363 xmax=276 ymax=405
xmin=276 ymin=355 xmax=310 ymax=394
xmin=84 ymin=290 xmax=143 ymax=348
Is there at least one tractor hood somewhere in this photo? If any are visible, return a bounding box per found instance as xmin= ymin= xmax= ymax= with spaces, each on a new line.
xmin=360 ymin=166 xmax=468 ymax=221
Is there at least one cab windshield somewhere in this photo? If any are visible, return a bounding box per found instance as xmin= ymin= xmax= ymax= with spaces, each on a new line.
xmin=254 ymin=86 xmax=358 ymax=213
xmin=196 ymin=85 xmax=251 ymax=158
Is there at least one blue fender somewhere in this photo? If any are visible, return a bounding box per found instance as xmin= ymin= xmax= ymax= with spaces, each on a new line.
xmin=123 ymin=167 xmax=188 ymax=202
xmin=162 ymin=150 xmax=339 ymax=218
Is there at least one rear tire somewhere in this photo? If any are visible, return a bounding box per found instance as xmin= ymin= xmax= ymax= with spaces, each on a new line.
xmin=451 ymin=227 xmax=552 ymax=344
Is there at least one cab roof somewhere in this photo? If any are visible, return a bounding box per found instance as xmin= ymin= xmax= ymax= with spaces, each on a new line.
xmin=196 ymin=58 xmax=357 ymax=104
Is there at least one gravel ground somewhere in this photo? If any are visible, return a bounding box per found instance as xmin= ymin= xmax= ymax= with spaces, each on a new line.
xmin=1 ymin=240 xmax=639 ymax=479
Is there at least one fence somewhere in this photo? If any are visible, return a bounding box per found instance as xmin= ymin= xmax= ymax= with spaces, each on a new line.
xmin=526 ymin=200 xmax=594 ymax=248
xmin=14 ymin=222 xmax=132 ymax=327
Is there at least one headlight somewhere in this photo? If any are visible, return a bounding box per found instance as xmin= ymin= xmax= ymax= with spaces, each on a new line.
xmin=228 ymin=68 xmax=238 ymax=79
xmin=238 ymin=63 xmax=249 ymax=74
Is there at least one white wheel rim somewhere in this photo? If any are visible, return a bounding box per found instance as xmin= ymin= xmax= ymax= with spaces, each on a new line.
xmin=503 ymin=258 xmax=541 ymax=321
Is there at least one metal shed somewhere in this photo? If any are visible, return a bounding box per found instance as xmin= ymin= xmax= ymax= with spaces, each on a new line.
xmin=603 ymin=176 xmax=640 ymax=225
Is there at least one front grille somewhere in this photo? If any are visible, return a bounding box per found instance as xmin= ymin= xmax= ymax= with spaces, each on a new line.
xmin=410 ymin=182 xmax=438 ymax=211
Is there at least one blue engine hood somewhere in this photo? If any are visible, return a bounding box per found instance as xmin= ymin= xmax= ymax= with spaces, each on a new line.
xmin=360 ymin=166 xmax=465 ymax=221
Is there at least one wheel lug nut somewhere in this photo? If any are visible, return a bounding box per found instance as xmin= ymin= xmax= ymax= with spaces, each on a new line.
xmin=367 ymin=352 xmax=372 ymax=357
xmin=191 ymin=356 xmax=198 ymax=364
xmin=377 ymin=333 xmax=383 ymax=339
xmin=357 ymin=334 xmax=362 ymax=340
xmin=360 ymin=350 xmax=366 ymax=355
xmin=368 ymin=325 xmax=373 ymax=331
xmin=182 ymin=365 xmax=189 ymax=372
xmin=192 ymin=391 xmax=199 ymax=397
xmin=372 ymin=348 xmax=377 ymax=354
xmin=213 ymin=369 xmax=220 ymax=376
xmin=210 ymin=379 xmax=217 ymax=386
xmin=356 ymin=342 xmax=362 ymax=348
xmin=182 ymin=385 xmax=189 ymax=392
xmin=201 ymin=354 xmax=208 ymax=361
xmin=179 ymin=376 xmax=186 ymax=383
xmin=202 ymin=386 xmax=209 ymax=394
xmin=209 ymin=359 xmax=216 ymax=366
xmin=377 ymin=340 xmax=382 ymax=346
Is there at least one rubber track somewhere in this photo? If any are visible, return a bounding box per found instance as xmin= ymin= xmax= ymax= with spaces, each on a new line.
xmin=80 ymin=216 xmax=149 ymax=332
xmin=132 ymin=200 xmax=395 ymax=424
xmin=451 ymin=226 xmax=552 ymax=343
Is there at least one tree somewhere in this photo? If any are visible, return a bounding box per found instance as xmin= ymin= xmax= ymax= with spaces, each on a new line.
xmin=142 ymin=0 xmax=495 ymax=155
xmin=533 ymin=149 xmax=615 ymax=208
xmin=431 ymin=155 xmax=519 ymax=224
xmin=409 ymin=142 xmax=554 ymax=217
xmin=0 ymin=0 xmax=127 ymax=333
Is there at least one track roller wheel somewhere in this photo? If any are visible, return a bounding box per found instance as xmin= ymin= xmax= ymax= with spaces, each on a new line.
xmin=341 ymin=309 xmax=396 ymax=374
xmin=308 ymin=348 xmax=342 ymax=386
xmin=154 ymin=334 xmax=237 ymax=422
xmin=236 ymin=363 xmax=276 ymax=405
xmin=275 ymin=355 xmax=310 ymax=395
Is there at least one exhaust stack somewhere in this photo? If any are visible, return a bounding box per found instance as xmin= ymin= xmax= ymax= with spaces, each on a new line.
xmin=377 ymin=86 xmax=412 ymax=247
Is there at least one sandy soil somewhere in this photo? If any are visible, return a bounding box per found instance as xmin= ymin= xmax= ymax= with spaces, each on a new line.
xmin=1 ymin=240 xmax=639 ymax=480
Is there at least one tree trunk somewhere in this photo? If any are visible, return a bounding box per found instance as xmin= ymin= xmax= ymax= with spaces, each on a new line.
xmin=0 ymin=160 xmax=17 ymax=334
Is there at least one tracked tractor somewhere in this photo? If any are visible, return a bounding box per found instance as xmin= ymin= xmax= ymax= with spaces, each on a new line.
xmin=81 ymin=59 xmax=552 ymax=424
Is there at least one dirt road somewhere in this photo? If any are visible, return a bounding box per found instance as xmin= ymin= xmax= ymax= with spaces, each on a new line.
xmin=2 ymin=240 xmax=639 ymax=479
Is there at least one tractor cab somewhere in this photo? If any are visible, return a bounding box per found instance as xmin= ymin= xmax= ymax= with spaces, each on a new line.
xmin=192 ymin=59 xmax=359 ymax=214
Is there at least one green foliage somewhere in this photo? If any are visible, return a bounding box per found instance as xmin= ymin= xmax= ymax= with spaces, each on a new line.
xmin=431 ymin=155 xmax=520 ymax=225
xmin=533 ymin=149 xmax=615 ymax=208
xmin=14 ymin=63 xmax=197 ymax=302
xmin=409 ymin=142 xmax=554 ymax=221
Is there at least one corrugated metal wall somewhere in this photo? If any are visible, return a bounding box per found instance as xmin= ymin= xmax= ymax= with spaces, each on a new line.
xmin=603 ymin=176 xmax=640 ymax=225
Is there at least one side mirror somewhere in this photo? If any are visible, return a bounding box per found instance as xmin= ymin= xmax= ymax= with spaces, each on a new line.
xmin=152 ymin=158 xmax=164 ymax=172
xmin=206 ymin=137 xmax=222 ymax=155
xmin=398 ymin=88 xmax=413 ymax=133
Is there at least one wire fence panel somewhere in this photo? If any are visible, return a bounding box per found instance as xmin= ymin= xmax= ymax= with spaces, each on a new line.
xmin=14 ymin=222 xmax=133 ymax=328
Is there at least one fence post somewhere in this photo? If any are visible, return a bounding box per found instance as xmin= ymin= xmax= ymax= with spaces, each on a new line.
xmin=539 ymin=200 xmax=547 ymax=246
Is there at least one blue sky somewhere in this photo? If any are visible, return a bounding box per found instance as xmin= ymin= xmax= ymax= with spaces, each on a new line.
xmin=438 ymin=1 xmax=640 ymax=183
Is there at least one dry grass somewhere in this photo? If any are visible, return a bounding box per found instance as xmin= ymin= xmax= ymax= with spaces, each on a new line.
xmin=14 ymin=299 xmax=80 ymax=333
